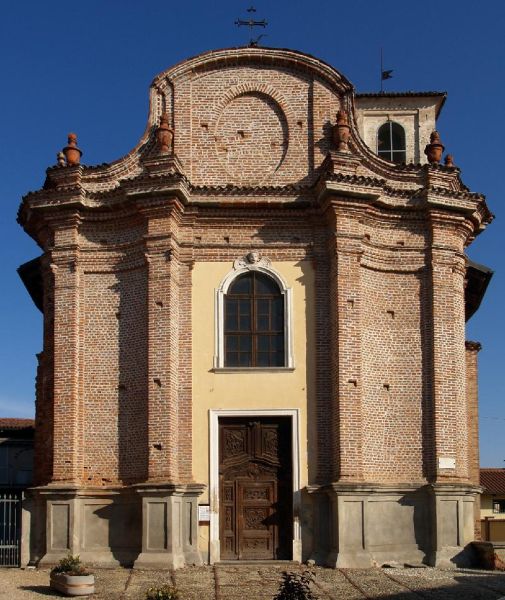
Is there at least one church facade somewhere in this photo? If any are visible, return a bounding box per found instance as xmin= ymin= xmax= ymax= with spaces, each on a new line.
xmin=18 ymin=47 xmax=492 ymax=568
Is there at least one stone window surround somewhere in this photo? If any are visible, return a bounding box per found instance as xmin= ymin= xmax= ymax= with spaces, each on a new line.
xmin=208 ymin=408 xmax=301 ymax=564
xmin=213 ymin=256 xmax=294 ymax=371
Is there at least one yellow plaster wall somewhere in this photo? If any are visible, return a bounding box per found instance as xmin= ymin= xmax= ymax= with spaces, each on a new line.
xmin=191 ymin=260 xmax=315 ymax=505
xmin=481 ymin=494 xmax=505 ymax=517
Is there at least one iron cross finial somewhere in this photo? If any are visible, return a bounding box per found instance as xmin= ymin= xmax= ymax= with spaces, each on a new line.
xmin=235 ymin=6 xmax=268 ymax=47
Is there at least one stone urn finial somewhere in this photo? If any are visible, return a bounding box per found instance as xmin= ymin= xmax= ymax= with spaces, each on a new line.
xmin=333 ymin=109 xmax=351 ymax=152
xmin=63 ymin=133 xmax=82 ymax=166
xmin=444 ymin=154 xmax=455 ymax=167
xmin=56 ymin=151 xmax=66 ymax=167
xmin=424 ymin=130 xmax=445 ymax=164
xmin=156 ymin=113 xmax=174 ymax=154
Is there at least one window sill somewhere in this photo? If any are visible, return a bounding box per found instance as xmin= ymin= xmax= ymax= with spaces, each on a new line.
xmin=212 ymin=367 xmax=295 ymax=373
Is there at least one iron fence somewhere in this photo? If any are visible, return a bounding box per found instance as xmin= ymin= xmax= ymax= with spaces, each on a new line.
xmin=0 ymin=491 xmax=21 ymax=567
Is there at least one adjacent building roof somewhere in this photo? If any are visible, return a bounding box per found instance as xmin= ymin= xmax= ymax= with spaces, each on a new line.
xmin=481 ymin=469 xmax=505 ymax=495
xmin=355 ymin=91 xmax=447 ymax=117
xmin=0 ymin=418 xmax=34 ymax=430
xmin=466 ymin=259 xmax=494 ymax=321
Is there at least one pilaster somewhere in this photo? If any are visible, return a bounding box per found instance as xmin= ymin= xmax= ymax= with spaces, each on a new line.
xmin=142 ymin=201 xmax=183 ymax=482
xmin=328 ymin=203 xmax=364 ymax=482
xmin=133 ymin=483 xmax=204 ymax=569
xmin=427 ymin=483 xmax=479 ymax=567
xmin=428 ymin=212 xmax=469 ymax=482
xmin=48 ymin=213 xmax=82 ymax=484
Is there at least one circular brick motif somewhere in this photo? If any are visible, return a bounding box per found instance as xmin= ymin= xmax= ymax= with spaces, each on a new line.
xmin=215 ymin=92 xmax=288 ymax=183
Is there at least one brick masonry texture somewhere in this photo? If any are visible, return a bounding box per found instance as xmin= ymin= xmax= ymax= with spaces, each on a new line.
xmin=18 ymin=47 xmax=492 ymax=566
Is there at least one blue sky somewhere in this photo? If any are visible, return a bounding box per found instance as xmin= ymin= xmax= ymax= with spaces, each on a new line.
xmin=1 ymin=1 xmax=504 ymax=466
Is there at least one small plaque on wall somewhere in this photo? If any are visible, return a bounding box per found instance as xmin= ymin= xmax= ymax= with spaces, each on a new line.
xmin=438 ymin=457 xmax=456 ymax=469
xmin=198 ymin=505 xmax=210 ymax=522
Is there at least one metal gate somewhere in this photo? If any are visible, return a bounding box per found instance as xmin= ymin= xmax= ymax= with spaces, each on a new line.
xmin=0 ymin=491 xmax=21 ymax=567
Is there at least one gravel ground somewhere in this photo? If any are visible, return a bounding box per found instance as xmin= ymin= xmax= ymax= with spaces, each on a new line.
xmin=1 ymin=565 xmax=505 ymax=599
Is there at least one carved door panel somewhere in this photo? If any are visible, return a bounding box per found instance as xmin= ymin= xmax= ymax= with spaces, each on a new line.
xmin=238 ymin=480 xmax=276 ymax=559
xmin=219 ymin=418 xmax=292 ymax=560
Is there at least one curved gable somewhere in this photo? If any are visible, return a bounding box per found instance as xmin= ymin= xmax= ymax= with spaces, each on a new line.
xmin=146 ymin=47 xmax=354 ymax=187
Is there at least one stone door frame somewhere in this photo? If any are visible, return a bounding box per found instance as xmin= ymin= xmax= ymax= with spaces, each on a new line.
xmin=209 ymin=409 xmax=301 ymax=563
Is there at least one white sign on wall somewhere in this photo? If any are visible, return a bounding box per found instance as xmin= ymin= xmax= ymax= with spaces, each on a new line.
xmin=198 ymin=505 xmax=210 ymax=522
xmin=438 ymin=457 xmax=456 ymax=469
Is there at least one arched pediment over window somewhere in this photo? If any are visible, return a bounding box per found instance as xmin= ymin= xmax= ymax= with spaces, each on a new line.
xmin=214 ymin=254 xmax=294 ymax=370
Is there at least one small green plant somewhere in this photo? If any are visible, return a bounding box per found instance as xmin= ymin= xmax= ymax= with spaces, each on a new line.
xmin=145 ymin=583 xmax=180 ymax=600
xmin=50 ymin=554 xmax=90 ymax=576
xmin=274 ymin=570 xmax=318 ymax=600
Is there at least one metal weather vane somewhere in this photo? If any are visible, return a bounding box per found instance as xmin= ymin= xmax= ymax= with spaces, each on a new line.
xmin=380 ymin=47 xmax=394 ymax=93
xmin=235 ymin=6 xmax=268 ymax=47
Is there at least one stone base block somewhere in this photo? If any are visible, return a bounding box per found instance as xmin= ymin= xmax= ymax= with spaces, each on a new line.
xmin=312 ymin=482 xmax=480 ymax=569
xmin=134 ymin=552 xmax=186 ymax=570
xmin=29 ymin=482 xmax=205 ymax=569
xmin=133 ymin=482 xmax=205 ymax=570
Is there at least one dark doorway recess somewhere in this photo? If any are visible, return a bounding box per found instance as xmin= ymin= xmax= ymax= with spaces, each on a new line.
xmin=219 ymin=417 xmax=293 ymax=560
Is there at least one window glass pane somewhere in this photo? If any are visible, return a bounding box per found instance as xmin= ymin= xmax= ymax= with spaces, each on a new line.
xmin=239 ymin=353 xmax=251 ymax=367
xmin=239 ymin=299 xmax=251 ymax=315
xmin=377 ymin=123 xmax=392 ymax=152
xmin=230 ymin=275 xmax=252 ymax=294
xmin=226 ymin=313 xmax=238 ymax=330
xmin=272 ymin=299 xmax=284 ymax=330
xmin=258 ymin=335 xmax=270 ymax=352
xmin=255 ymin=274 xmax=279 ymax=295
xmin=274 ymin=335 xmax=284 ymax=351
xmin=273 ymin=352 xmax=284 ymax=366
xmin=257 ymin=298 xmax=269 ymax=314
xmin=257 ymin=315 xmax=269 ymax=331
xmin=240 ymin=336 xmax=252 ymax=351
xmin=392 ymin=151 xmax=406 ymax=164
xmin=239 ymin=315 xmax=251 ymax=330
xmin=226 ymin=299 xmax=238 ymax=314
xmin=257 ymin=352 xmax=269 ymax=367
xmin=226 ymin=335 xmax=238 ymax=351
xmin=226 ymin=352 xmax=239 ymax=366
xmin=391 ymin=123 xmax=405 ymax=151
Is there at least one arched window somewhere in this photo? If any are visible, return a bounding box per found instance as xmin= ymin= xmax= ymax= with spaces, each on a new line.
xmin=214 ymin=257 xmax=294 ymax=370
xmin=377 ymin=121 xmax=406 ymax=163
xmin=224 ymin=272 xmax=284 ymax=367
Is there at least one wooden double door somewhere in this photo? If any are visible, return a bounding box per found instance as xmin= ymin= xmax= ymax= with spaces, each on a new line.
xmin=219 ymin=417 xmax=293 ymax=560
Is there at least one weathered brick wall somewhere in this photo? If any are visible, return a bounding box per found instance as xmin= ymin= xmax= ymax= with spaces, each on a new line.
xmin=82 ymin=269 xmax=148 ymax=485
xmin=466 ymin=342 xmax=481 ymax=538
xmin=162 ymin=65 xmax=341 ymax=187
xmin=361 ymin=268 xmax=424 ymax=481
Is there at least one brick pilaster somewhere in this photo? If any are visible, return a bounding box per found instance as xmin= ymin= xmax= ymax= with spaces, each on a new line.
xmin=329 ymin=204 xmax=364 ymax=482
xmin=466 ymin=341 xmax=482 ymax=538
xmin=428 ymin=214 xmax=469 ymax=482
xmin=50 ymin=214 xmax=82 ymax=484
xmin=143 ymin=201 xmax=183 ymax=482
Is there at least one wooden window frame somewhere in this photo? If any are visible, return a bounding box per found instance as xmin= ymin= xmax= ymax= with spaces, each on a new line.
xmin=224 ymin=272 xmax=284 ymax=368
xmin=377 ymin=120 xmax=406 ymax=164
xmin=214 ymin=259 xmax=294 ymax=371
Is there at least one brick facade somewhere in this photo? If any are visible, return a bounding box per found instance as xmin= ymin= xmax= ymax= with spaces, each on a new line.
xmin=18 ymin=47 xmax=492 ymax=568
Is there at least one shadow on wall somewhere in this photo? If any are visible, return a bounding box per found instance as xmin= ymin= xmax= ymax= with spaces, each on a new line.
xmin=114 ymin=269 xmax=149 ymax=485
xmin=94 ymin=499 xmax=141 ymax=566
